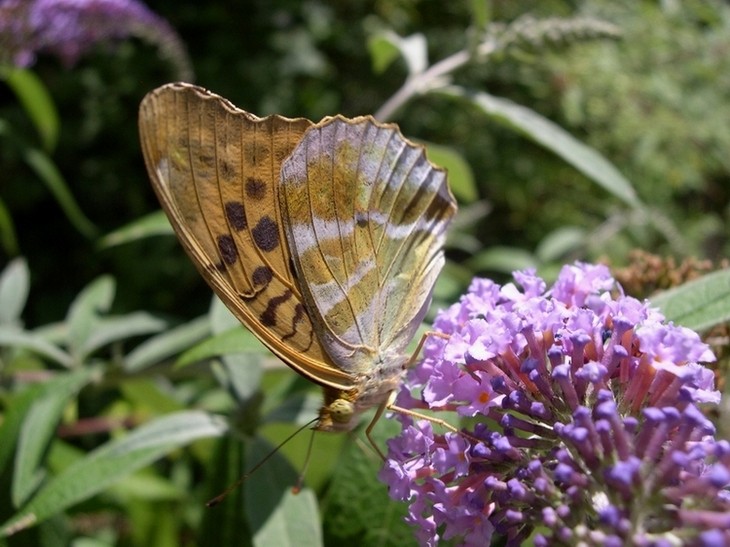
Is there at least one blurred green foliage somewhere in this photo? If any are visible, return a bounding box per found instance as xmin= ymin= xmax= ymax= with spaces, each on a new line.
xmin=1 ymin=0 xmax=728 ymax=545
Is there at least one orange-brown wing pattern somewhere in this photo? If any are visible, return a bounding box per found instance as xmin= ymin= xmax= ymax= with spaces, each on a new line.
xmin=138 ymin=83 xmax=352 ymax=389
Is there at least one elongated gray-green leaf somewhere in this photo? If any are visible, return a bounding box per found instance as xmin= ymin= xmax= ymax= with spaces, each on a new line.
xmin=0 ymin=258 xmax=30 ymax=325
xmin=650 ymin=269 xmax=730 ymax=332
xmin=1 ymin=411 xmax=227 ymax=537
xmin=438 ymin=86 xmax=640 ymax=207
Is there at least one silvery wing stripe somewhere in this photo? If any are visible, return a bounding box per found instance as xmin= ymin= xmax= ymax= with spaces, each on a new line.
xmin=308 ymin=257 xmax=376 ymax=316
xmin=289 ymin=218 xmax=355 ymax=254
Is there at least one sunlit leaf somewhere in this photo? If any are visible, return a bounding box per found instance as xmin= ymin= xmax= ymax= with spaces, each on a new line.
xmin=98 ymin=210 xmax=173 ymax=248
xmin=66 ymin=276 xmax=115 ymax=358
xmin=535 ymin=226 xmax=587 ymax=262
xmin=466 ymin=246 xmax=537 ymax=273
xmin=368 ymin=31 xmax=427 ymax=76
xmin=177 ymin=327 xmax=265 ymax=368
xmin=0 ymin=384 xmax=44 ymax=479
xmin=1 ymin=411 xmax=228 ymax=537
xmin=0 ymin=67 xmax=59 ymax=151
xmin=13 ymin=368 xmax=98 ymax=506
xmin=437 ymin=86 xmax=640 ymax=208
xmin=650 ymin=269 xmax=730 ymax=332
xmin=0 ymin=327 xmax=72 ymax=367
xmin=209 ymin=295 xmax=243 ymax=334
xmin=124 ymin=315 xmax=210 ymax=372
xmin=201 ymin=435 xmax=322 ymax=547
xmin=367 ymin=34 xmax=401 ymax=74
xmin=0 ymin=258 xmax=30 ymax=325
xmin=420 ymin=141 xmax=477 ymax=202
xmin=79 ymin=312 xmax=167 ymax=359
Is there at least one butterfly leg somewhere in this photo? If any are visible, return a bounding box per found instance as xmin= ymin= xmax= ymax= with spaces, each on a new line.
xmin=386 ymin=403 xmax=460 ymax=434
xmin=389 ymin=331 xmax=486 ymax=444
xmin=365 ymin=400 xmax=390 ymax=460
xmin=371 ymin=399 xmax=482 ymax=459
xmin=367 ymin=387 xmax=463 ymax=460
xmin=405 ymin=331 xmax=450 ymax=370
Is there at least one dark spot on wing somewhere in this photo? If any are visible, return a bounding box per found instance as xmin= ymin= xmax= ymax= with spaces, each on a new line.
xmin=224 ymin=201 xmax=247 ymax=231
xmin=260 ymin=290 xmax=293 ymax=327
xmin=245 ymin=177 xmax=267 ymax=200
xmin=217 ymin=234 xmax=238 ymax=265
xmin=252 ymin=216 xmax=279 ymax=252
xmin=252 ymin=265 xmax=273 ymax=286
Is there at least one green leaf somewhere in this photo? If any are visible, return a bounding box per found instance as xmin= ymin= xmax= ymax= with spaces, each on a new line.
xmin=432 ymin=262 xmax=466 ymax=301
xmin=245 ymin=438 xmax=322 ymax=547
xmin=0 ymin=67 xmax=59 ymax=151
xmin=437 ymin=86 xmax=640 ymax=208
xmin=201 ymin=435 xmax=322 ymax=547
xmin=367 ymin=33 xmax=401 ymax=74
xmin=466 ymin=246 xmax=536 ymax=273
xmin=396 ymin=33 xmax=428 ymax=75
xmin=22 ymin=148 xmax=97 ymax=238
xmin=420 ymin=141 xmax=477 ymax=202
xmin=13 ymin=367 xmax=98 ymax=506
xmin=177 ymin=327 xmax=265 ymax=368
xmin=649 ymin=269 xmax=730 ymax=332
xmin=470 ymin=0 xmax=490 ymax=28
xmin=535 ymin=226 xmax=587 ymax=262
xmin=106 ymin=468 xmax=185 ymax=502
xmin=124 ymin=315 xmax=210 ymax=372
xmin=98 ymin=211 xmax=173 ymax=248
xmin=209 ymin=295 xmax=243 ymax=334
xmin=66 ymin=276 xmax=115 ymax=358
xmin=79 ymin=312 xmax=167 ymax=359
xmin=253 ymin=487 xmax=321 ymax=547
xmin=1 ymin=411 xmax=228 ymax=537
xmin=262 ymin=392 xmax=321 ymax=427
xmin=201 ymin=435 xmax=252 ymax=546
xmin=0 ymin=258 xmax=30 ymax=325
xmin=0 ymin=384 xmax=45 ymax=480
xmin=0 ymin=327 xmax=72 ymax=367
xmin=369 ymin=31 xmax=427 ymax=76
xmin=0 ymin=196 xmax=19 ymax=256
xmin=214 ymin=354 xmax=263 ymax=403
xmin=119 ymin=379 xmax=186 ymax=415
xmin=322 ymin=418 xmax=414 ymax=546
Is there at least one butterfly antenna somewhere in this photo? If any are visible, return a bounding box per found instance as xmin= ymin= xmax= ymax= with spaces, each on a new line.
xmin=206 ymin=416 xmax=319 ymax=507
xmin=292 ymin=427 xmax=317 ymax=494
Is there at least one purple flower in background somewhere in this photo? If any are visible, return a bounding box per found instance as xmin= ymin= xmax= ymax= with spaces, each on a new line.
xmin=0 ymin=0 xmax=191 ymax=79
xmin=380 ymin=263 xmax=728 ymax=546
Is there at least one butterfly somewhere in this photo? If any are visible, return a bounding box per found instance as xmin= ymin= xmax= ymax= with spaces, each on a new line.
xmin=138 ymin=82 xmax=457 ymax=434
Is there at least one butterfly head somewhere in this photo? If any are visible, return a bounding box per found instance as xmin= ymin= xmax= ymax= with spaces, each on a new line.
xmin=315 ymin=395 xmax=358 ymax=432
xmin=315 ymin=359 xmax=406 ymax=432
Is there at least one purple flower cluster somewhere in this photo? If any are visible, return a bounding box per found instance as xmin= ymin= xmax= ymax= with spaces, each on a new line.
xmin=0 ymin=0 xmax=191 ymax=79
xmin=380 ymin=263 xmax=728 ymax=546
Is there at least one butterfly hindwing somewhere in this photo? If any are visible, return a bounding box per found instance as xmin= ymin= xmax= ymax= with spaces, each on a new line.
xmin=279 ymin=116 xmax=457 ymax=373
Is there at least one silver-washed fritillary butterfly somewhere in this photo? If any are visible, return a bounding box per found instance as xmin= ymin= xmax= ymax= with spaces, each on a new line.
xmin=138 ymin=82 xmax=456 ymax=433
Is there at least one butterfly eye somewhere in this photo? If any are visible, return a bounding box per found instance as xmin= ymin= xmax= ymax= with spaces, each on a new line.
xmin=327 ymin=399 xmax=355 ymax=424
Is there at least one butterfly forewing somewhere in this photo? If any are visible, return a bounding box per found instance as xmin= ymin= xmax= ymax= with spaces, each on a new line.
xmin=279 ymin=116 xmax=457 ymax=373
xmin=139 ymin=83 xmax=353 ymax=389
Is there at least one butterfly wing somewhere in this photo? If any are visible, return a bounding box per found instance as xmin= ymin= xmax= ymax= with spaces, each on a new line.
xmin=279 ymin=116 xmax=457 ymax=371
xmin=138 ymin=83 xmax=353 ymax=390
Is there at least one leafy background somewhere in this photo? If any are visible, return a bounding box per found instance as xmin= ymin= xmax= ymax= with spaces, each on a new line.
xmin=1 ymin=0 xmax=729 ymax=545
